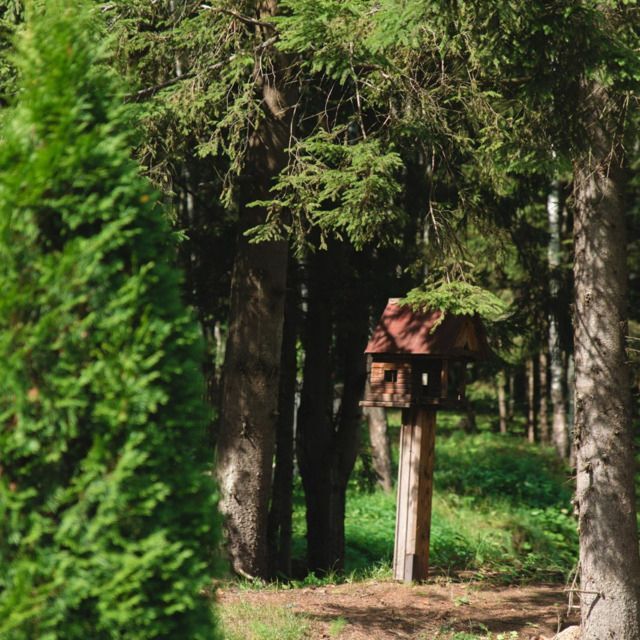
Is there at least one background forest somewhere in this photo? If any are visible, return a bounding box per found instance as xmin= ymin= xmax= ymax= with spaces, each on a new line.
xmin=1 ymin=1 xmax=640 ymax=639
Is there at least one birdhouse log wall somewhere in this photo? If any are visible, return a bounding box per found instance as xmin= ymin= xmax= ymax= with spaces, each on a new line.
xmin=370 ymin=361 xmax=412 ymax=405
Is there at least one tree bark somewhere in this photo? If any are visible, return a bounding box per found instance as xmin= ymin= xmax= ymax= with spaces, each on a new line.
xmin=526 ymin=356 xmax=536 ymax=443
xmin=548 ymin=179 xmax=570 ymax=458
xmin=573 ymin=81 xmax=640 ymax=640
xmin=538 ymin=348 xmax=550 ymax=444
xmin=267 ymin=258 xmax=298 ymax=578
xmin=507 ymin=370 xmax=515 ymax=423
xmin=297 ymin=249 xmax=335 ymax=573
xmin=216 ymin=0 xmax=294 ymax=579
xmin=297 ymin=245 xmax=368 ymax=573
xmin=365 ymin=405 xmax=393 ymax=493
xmin=497 ymin=369 xmax=508 ymax=434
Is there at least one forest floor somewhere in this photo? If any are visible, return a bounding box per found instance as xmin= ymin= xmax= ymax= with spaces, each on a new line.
xmin=218 ymin=577 xmax=579 ymax=640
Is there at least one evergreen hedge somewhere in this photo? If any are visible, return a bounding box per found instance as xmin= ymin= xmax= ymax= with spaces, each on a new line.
xmin=0 ymin=2 xmax=220 ymax=638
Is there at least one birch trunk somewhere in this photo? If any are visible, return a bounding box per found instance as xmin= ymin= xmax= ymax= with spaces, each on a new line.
xmin=547 ymin=180 xmax=569 ymax=458
xmin=573 ymin=81 xmax=640 ymax=640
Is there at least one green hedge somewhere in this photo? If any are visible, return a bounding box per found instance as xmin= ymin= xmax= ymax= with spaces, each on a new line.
xmin=0 ymin=3 xmax=220 ymax=638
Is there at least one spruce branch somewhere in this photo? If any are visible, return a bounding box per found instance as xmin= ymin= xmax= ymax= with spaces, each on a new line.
xmin=199 ymin=5 xmax=277 ymax=30
xmin=125 ymin=36 xmax=278 ymax=102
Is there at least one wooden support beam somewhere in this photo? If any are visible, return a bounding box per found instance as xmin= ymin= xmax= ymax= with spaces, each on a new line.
xmin=393 ymin=407 xmax=436 ymax=582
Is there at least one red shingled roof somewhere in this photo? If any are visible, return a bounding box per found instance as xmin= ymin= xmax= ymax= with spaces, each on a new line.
xmin=365 ymin=299 xmax=491 ymax=358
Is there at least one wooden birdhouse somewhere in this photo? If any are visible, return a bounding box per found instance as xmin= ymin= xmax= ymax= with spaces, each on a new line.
xmin=361 ymin=298 xmax=491 ymax=583
xmin=362 ymin=298 xmax=490 ymax=410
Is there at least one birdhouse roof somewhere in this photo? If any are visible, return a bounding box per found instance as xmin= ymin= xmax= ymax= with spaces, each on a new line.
xmin=365 ymin=298 xmax=491 ymax=359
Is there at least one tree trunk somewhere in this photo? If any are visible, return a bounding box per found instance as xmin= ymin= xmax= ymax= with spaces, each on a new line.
xmin=548 ymin=179 xmax=570 ymax=458
xmin=573 ymin=81 xmax=640 ymax=640
xmin=365 ymin=405 xmax=393 ymax=493
xmin=538 ymin=348 xmax=550 ymax=444
xmin=567 ymin=352 xmax=576 ymax=469
xmin=332 ymin=314 xmax=368 ymax=566
xmin=297 ymin=245 xmax=368 ymax=573
xmin=216 ymin=1 xmax=294 ymax=579
xmin=267 ymin=258 xmax=298 ymax=578
xmin=497 ymin=369 xmax=508 ymax=434
xmin=526 ymin=357 xmax=536 ymax=443
xmin=297 ymin=249 xmax=335 ymax=573
xmin=507 ymin=370 xmax=515 ymax=423
xmin=457 ymin=398 xmax=477 ymax=433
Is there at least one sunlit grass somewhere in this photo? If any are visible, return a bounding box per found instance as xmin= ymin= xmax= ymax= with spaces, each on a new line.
xmin=219 ymin=601 xmax=309 ymax=640
xmin=292 ymin=431 xmax=578 ymax=583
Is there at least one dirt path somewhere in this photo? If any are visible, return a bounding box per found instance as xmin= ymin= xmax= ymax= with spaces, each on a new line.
xmin=219 ymin=579 xmax=578 ymax=639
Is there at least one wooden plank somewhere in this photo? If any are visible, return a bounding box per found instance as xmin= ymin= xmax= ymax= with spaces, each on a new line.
xmin=393 ymin=407 xmax=436 ymax=582
xmin=413 ymin=408 xmax=436 ymax=580
xmin=393 ymin=408 xmax=412 ymax=580
xmin=360 ymin=400 xmax=412 ymax=408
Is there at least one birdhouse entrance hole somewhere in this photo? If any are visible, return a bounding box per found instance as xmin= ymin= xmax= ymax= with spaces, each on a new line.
xmin=384 ymin=369 xmax=398 ymax=383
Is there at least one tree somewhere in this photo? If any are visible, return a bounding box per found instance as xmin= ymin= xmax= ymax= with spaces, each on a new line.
xmin=214 ymin=0 xmax=297 ymax=580
xmin=444 ymin=2 xmax=640 ymax=635
xmin=547 ymin=180 xmax=570 ymax=458
xmin=573 ymin=79 xmax=640 ymax=639
xmin=0 ymin=3 xmax=220 ymax=638
xmin=101 ymin=0 xmax=297 ymax=580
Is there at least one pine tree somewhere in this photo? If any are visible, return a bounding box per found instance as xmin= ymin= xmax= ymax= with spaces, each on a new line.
xmin=0 ymin=3 xmax=220 ymax=638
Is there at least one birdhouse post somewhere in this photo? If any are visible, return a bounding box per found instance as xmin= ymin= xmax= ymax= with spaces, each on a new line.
xmin=361 ymin=298 xmax=489 ymax=582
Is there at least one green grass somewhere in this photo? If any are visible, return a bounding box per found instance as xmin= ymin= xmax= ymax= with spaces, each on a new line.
xmin=328 ymin=616 xmax=349 ymax=636
xmin=220 ymin=602 xmax=309 ymax=640
xmin=292 ymin=431 xmax=578 ymax=582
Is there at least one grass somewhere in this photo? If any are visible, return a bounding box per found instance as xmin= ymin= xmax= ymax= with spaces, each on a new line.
xmin=328 ymin=616 xmax=349 ymax=636
xmin=219 ymin=601 xmax=309 ymax=640
xmin=291 ymin=429 xmax=578 ymax=583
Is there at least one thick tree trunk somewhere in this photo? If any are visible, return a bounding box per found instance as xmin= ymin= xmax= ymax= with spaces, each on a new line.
xmin=297 ymin=246 xmax=368 ymax=573
xmin=365 ymin=405 xmax=393 ymax=493
xmin=332 ymin=319 xmax=368 ymax=564
xmin=526 ymin=357 xmax=536 ymax=443
xmin=497 ymin=369 xmax=508 ymax=434
xmin=538 ymin=348 xmax=550 ymax=444
xmin=547 ymin=180 xmax=570 ymax=458
xmin=216 ymin=1 xmax=294 ymax=579
xmin=573 ymin=82 xmax=640 ymax=640
xmin=267 ymin=259 xmax=298 ymax=577
xmin=297 ymin=249 xmax=335 ymax=573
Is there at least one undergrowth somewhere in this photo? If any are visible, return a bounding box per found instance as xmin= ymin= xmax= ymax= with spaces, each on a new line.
xmin=291 ymin=431 xmax=577 ymax=584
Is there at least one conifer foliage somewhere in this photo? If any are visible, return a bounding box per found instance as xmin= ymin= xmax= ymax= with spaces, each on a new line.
xmin=0 ymin=3 xmax=219 ymax=638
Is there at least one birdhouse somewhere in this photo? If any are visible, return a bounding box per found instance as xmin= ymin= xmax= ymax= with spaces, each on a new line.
xmin=361 ymin=298 xmax=490 ymax=410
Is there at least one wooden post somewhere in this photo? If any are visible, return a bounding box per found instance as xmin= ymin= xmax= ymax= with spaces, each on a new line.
xmin=393 ymin=407 xmax=436 ymax=582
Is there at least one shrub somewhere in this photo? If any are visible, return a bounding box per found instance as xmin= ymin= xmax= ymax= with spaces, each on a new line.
xmin=0 ymin=3 xmax=220 ymax=638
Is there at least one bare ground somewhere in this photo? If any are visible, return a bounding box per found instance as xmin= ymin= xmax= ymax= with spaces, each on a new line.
xmin=219 ymin=579 xmax=579 ymax=639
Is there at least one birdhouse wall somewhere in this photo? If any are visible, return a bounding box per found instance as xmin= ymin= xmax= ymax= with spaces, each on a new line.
xmin=369 ymin=360 xmax=412 ymax=406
